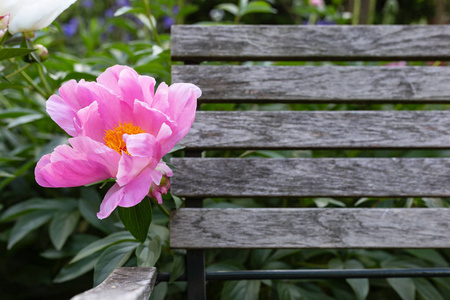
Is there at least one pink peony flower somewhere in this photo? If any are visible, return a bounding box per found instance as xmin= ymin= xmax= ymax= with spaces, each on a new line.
xmin=35 ymin=65 xmax=201 ymax=219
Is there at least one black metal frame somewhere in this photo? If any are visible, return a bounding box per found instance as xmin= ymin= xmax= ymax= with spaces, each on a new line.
xmin=158 ymin=268 xmax=450 ymax=284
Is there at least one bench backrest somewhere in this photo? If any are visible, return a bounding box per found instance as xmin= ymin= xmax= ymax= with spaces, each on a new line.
xmin=169 ymin=25 xmax=450 ymax=298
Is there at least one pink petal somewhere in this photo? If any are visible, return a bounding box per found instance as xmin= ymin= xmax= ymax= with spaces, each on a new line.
xmin=74 ymin=101 xmax=107 ymax=143
xmin=46 ymin=94 xmax=77 ymax=136
xmin=97 ymin=183 xmax=123 ymax=219
xmin=97 ymin=167 xmax=155 ymax=219
xmin=96 ymin=84 xmax=133 ymax=129
xmin=139 ymin=76 xmax=156 ymax=105
xmin=58 ymin=79 xmax=96 ymax=111
xmin=96 ymin=65 xmax=138 ymax=97
xmin=118 ymin=167 xmax=158 ymax=208
xmin=152 ymin=82 xmax=169 ymax=113
xmin=168 ymin=83 xmax=201 ymax=123
xmin=132 ymin=100 xmax=173 ymax=137
xmin=116 ymin=153 xmax=154 ymax=187
xmin=156 ymin=161 xmax=173 ymax=177
xmin=123 ymin=133 xmax=160 ymax=158
xmin=35 ymin=137 xmax=120 ymax=188
xmin=35 ymin=154 xmax=52 ymax=187
xmin=117 ymin=69 xmax=144 ymax=105
xmin=68 ymin=137 xmax=121 ymax=175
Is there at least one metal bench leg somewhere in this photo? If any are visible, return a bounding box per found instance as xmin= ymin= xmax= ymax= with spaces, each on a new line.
xmin=187 ymin=249 xmax=206 ymax=300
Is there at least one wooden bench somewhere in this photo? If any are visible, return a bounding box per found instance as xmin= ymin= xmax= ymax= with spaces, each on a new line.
xmin=169 ymin=25 xmax=450 ymax=300
xmin=73 ymin=25 xmax=450 ymax=299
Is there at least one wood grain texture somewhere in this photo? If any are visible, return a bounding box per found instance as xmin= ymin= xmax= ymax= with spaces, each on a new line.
xmin=172 ymin=65 xmax=450 ymax=103
xmin=71 ymin=267 xmax=156 ymax=300
xmin=171 ymin=158 xmax=450 ymax=197
xmin=171 ymin=25 xmax=450 ymax=61
xmin=170 ymin=208 xmax=450 ymax=248
xmin=181 ymin=111 xmax=450 ymax=150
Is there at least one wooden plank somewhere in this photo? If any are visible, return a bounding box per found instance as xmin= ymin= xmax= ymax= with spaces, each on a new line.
xmin=170 ymin=208 xmax=450 ymax=248
xmin=71 ymin=267 xmax=157 ymax=300
xmin=171 ymin=158 xmax=450 ymax=197
xmin=171 ymin=25 xmax=450 ymax=61
xmin=181 ymin=111 xmax=450 ymax=150
xmin=172 ymin=65 xmax=450 ymax=103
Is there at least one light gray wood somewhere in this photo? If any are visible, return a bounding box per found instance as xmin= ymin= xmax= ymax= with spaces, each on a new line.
xmin=172 ymin=65 xmax=450 ymax=103
xmin=171 ymin=25 xmax=450 ymax=61
xmin=171 ymin=158 xmax=450 ymax=197
xmin=170 ymin=208 xmax=450 ymax=248
xmin=181 ymin=111 xmax=450 ymax=149
xmin=71 ymin=267 xmax=156 ymax=300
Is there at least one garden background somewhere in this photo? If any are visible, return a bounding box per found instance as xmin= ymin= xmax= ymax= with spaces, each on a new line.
xmin=1 ymin=0 xmax=450 ymax=299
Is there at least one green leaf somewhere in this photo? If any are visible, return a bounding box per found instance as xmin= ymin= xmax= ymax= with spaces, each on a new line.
xmin=404 ymin=249 xmax=448 ymax=266
xmin=277 ymin=282 xmax=302 ymax=300
xmin=0 ymin=108 xmax=37 ymax=119
xmin=387 ymin=278 xmax=415 ymax=300
xmin=8 ymin=210 xmax=54 ymax=249
xmin=0 ymin=170 xmax=14 ymax=178
xmin=49 ymin=211 xmax=80 ymax=250
xmin=242 ymin=1 xmax=277 ymax=16
xmin=1 ymin=198 xmax=78 ymax=222
xmin=93 ymin=241 xmax=139 ymax=286
xmin=54 ymin=252 xmax=101 ymax=283
xmin=221 ymin=280 xmax=261 ymax=300
xmin=136 ymin=236 xmax=161 ymax=267
xmin=345 ymin=260 xmax=369 ymax=300
xmin=79 ymin=188 xmax=118 ymax=234
xmin=7 ymin=113 xmax=44 ymax=128
xmin=0 ymin=48 xmax=35 ymax=61
xmin=118 ymin=197 xmax=152 ymax=243
xmin=70 ymin=231 xmax=135 ymax=263
xmin=414 ymin=278 xmax=444 ymax=300
xmin=217 ymin=3 xmax=239 ymax=16
xmin=170 ymin=252 xmax=185 ymax=283
xmin=314 ymin=197 xmax=346 ymax=208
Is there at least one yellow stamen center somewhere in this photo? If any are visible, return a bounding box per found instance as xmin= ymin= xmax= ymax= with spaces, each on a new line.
xmin=104 ymin=122 xmax=145 ymax=155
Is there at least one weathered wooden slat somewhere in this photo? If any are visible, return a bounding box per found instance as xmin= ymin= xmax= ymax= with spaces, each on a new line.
xmin=170 ymin=208 xmax=450 ymax=248
xmin=71 ymin=267 xmax=156 ymax=300
xmin=181 ymin=111 xmax=450 ymax=150
xmin=172 ymin=65 xmax=450 ymax=103
xmin=171 ymin=158 xmax=450 ymax=197
xmin=171 ymin=25 xmax=450 ymax=61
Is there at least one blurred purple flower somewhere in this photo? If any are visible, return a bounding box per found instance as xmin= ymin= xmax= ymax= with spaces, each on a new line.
xmin=62 ymin=18 xmax=79 ymax=37
xmin=163 ymin=16 xmax=174 ymax=29
xmin=105 ymin=9 xmax=114 ymax=18
xmin=82 ymin=0 xmax=94 ymax=8
xmin=316 ymin=20 xmax=336 ymax=25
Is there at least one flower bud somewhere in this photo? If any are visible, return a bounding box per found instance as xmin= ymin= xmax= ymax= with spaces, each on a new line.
xmin=149 ymin=174 xmax=171 ymax=204
xmin=0 ymin=14 xmax=9 ymax=30
xmin=34 ymin=44 xmax=49 ymax=61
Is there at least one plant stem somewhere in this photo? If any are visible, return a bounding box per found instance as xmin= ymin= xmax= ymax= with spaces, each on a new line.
xmin=151 ymin=197 xmax=170 ymax=217
xmin=142 ymin=0 xmax=162 ymax=46
xmin=5 ymin=64 xmax=31 ymax=79
xmin=19 ymin=69 xmax=48 ymax=98
xmin=35 ymin=64 xmax=52 ymax=95
xmin=352 ymin=0 xmax=361 ymax=25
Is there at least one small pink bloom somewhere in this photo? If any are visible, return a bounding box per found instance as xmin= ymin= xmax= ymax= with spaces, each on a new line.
xmin=386 ymin=61 xmax=407 ymax=67
xmin=35 ymin=65 xmax=201 ymax=219
xmin=310 ymin=0 xmax=325 ymax=7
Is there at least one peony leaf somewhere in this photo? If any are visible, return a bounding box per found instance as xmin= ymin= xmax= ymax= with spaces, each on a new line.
xmin=118 ymin=197 xmax=152 ymax=243
xmin=7 ymin=210 xmax=54 ymax=249
xmin=49 ymin=210 xmax=80 ymax=250
xmin=0 ymin=48 xmax=35 ymax=61
xmin=93 ymin=241 xmax=140 ymax=286
xmin=70 ymin=231 xmax=135 ymax=264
